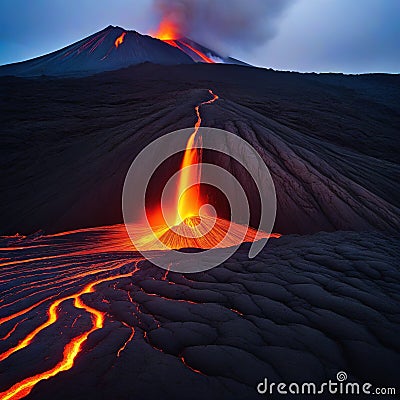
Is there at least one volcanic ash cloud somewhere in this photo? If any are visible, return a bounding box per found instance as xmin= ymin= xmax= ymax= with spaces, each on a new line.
xmin=152 ymin=0 xmax=296 ymax=56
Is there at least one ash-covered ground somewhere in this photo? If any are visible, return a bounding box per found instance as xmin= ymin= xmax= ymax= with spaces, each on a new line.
xmin=1 ymin=64 xmax=399 ymax=236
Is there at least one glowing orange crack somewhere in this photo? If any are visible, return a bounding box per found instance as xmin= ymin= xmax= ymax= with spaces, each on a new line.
xmin=0 ymin=318 xmax=28 ymax=341
xmin=117 ymin=322 xmax=135 ymax=357
xmin=0 ymin=263 xmax=123 ymax=327
xmin=0 ymin=325 xmax=98 ymax=400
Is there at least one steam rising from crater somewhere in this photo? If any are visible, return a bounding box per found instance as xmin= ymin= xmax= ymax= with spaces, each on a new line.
xmin=152 ymin=0 xmax=295 ymax=56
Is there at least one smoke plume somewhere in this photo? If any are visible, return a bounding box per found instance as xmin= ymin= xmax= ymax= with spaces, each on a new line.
xmin=152 ymin=0 xmax=295 ymax=56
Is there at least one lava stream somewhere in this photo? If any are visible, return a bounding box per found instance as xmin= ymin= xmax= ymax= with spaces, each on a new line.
xmin=140 ymin=88 xmax=279 ymax=251
xmin=0 ymin=266 xmax=138 ymax=400
xmin=176 ymin=89 xmax=218 ymax=223
xmin=0 ymin=264 xmax=123 ymax=362
xmin=165 ymin=40 xmax=215 ymax=63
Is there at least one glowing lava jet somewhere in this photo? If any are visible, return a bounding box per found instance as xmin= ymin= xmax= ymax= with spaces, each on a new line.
xmin=174 ymin=91 xmax=218 ymax=223
xmin=135 ymin=89 xmax=279 ymax=253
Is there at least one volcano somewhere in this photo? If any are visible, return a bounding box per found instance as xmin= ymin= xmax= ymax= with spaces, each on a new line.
xmin=0 ymin=25 xmax=247 ymax=77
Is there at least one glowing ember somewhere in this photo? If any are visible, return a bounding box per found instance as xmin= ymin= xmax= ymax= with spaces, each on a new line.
xmin=114 ymin=32 xmax=126 ymax=48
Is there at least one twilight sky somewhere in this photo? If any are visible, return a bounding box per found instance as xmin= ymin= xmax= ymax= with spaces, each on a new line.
xmin=0 ymin=0 xmax=398 ymax=73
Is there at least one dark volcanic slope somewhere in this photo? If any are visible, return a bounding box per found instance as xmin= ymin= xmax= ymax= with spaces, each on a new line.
xmin=0 ymin=26 xmax=247 ymax=78
xmin=0 ymin=26 xmax=194 ymax=77
xmin=0 ymin=64 xmax=399 ymax=235
xmin=0 ymin=228 xmax=399 ymax=399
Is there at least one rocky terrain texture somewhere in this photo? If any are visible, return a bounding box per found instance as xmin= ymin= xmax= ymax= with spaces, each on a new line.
xmin=0 ymin=64 xmax=399 ymax=235
xmin=0 ymin=228 xmax=399 ymax=399
xmin=0 ymin=64 xmax=399 ymax=399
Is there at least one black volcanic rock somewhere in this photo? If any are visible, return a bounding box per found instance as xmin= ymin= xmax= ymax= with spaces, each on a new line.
xmin=0 ymin=228 xmax=398 ymax=399
xmin=0 ymin=64 xmax=398 ymax=235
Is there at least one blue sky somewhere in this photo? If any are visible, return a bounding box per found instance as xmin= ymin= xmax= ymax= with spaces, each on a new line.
xmin=0 ymin=0 xmax=399 ymax=73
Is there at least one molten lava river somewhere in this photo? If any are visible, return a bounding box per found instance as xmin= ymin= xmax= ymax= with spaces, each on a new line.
xmin=0 ymin=90 xmax=279 ymax=400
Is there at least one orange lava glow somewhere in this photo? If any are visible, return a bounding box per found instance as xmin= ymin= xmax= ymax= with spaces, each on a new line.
xmin=175 ymin=90 xmax=218 ymax=223
xmin=179 ymin=41 xmax=215 ymax=64
xmin=0 ymin=318 xmax=27 ymax=341
xmin=175 ymin=133 xmax=201 ymax=223
xmin=117 ymin=322 xmax=135 ymax=357
xmin=0 ymin=260 xmax=138 ymax=400
xmin=133 ymin=89 xmax=280 ymax=252
xmin=152 ymin=19 xmax=180 ymax=40
xmin=164 ymin=39 xmax=215 ymax=64
xmin=0 ymin=265 xmax=127 ymax=363
xmin=137 ymin=215 xmax=281 ymax=251
xmin=151 ymin=18 xmax=215 ymax=63
xmin=114 ymin=32 xmax=126 ymax=48
xmin=1 ymin=332 xmax=93 ymax=400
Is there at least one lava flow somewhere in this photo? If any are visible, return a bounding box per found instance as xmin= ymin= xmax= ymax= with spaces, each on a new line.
xmin=0 ymin=273 xmax=130 ymax=400
xmin=167 ymin=40 xmax=215 ymax=64
xmin=135 ymin=89 xmax=280 ymax=252
xmin=0 ymin=224 xmax=142 ymax=400
xmin=0 ymin=253 xmax=139 ymax=400
xmin=176 ymin=89 xmax=218 ymax=222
